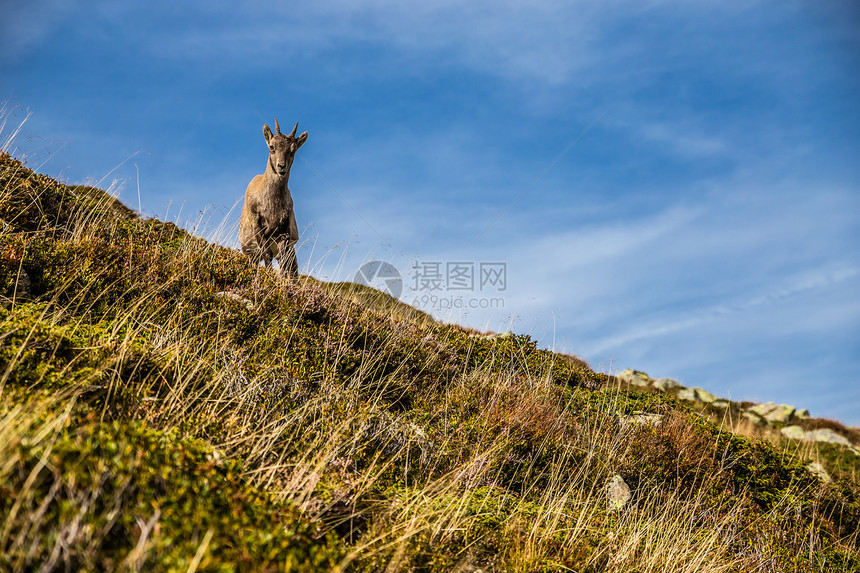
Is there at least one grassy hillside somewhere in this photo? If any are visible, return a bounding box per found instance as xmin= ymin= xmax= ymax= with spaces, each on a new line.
xmin=1 ymin=151 xmax=858 ymax=572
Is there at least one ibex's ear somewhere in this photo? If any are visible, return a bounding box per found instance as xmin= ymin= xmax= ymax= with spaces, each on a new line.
xmin=263 ymin=124 xmax=274 ymax=144
xmin=296 ymin=131 xmax=308 ymax=149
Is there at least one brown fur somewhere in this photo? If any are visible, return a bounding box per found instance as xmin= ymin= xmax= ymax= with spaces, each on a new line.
xmin=239 ymin=119 xmax=308 ymax=278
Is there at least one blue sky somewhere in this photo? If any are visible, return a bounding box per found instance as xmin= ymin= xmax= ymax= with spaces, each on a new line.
xmin=2 ymin=1 xmax=859 ymax=424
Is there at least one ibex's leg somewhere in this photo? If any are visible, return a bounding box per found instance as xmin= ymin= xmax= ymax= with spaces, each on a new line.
xmin=278 ymin=243 xmax=299 ymax=279
xmin=263 ymin=237 xmax=279 ymax=269
xmin=279 ymin=210 xmax=299 ymax=279
xmin=241 ymin=243 xmax=261 ymax=265
xmin=241 ymin=242 xmax=270 ymax=268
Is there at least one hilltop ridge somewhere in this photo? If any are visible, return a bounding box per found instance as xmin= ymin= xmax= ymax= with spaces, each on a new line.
xmin=1 ymin=152 xmax=859 ymax=571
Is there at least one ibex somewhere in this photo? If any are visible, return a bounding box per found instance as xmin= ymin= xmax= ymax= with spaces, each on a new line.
xmin=239 ymin=119 xmax=308 ymax=278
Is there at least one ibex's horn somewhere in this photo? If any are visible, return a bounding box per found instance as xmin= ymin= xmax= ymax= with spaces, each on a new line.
xmin=274 ymin=118 xmax=281 ymax=135
xmin=289 ymin=123 xmax=298 ymax=138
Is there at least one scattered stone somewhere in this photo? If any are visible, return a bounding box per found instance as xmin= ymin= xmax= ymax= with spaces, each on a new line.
xmin=678 ymin=388 xmax=696 ymax=402
xmin=806 ymin=462 xmax=832 ymax=483
xmin=370 ymin=416 xmax=436 ymax=469
xmin=779 ymin=426 xmax=855 ymax=448
xmin=741 ymin=411 xmax=767 ymax=426
xmin=781 ymin=425 xmax=807 ymax=440
xmin=606 ymin=474 xmax=631 ymax=512
xmin=477 ymin=330 xmax=515 ymax=341
xmin=620 ymin=413 xmax=663 ymax=428
xmin=693 ymin=388 xmax=718 ymax=403
xmin=652 ymin=377 xmax=683 ymax=391
xmin=677 ymin=388 xmax=695 ymax=401
xmin=14 ymin=267 xmax=31 ymax=298
xmin=677 ymin=387 xmax=718 ymax=403
xmin=216 ymin=291 xmax=254 ymax=310
xmin=616 ymin=369 xmax=651 ymax=387
xmin=748 ymin=402 xmax=799 ymax=424
xmin=207 ymin=448 xmax=225 ymax=466
xmin=807 ymin=429 xmax=852 ymax=447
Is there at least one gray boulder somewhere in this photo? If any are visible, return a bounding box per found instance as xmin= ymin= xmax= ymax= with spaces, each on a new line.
xmin=780 ymin=426 xmax=854 ymax=449
xmin=607 ymin=475 xmax=631 ymax=512
xmin=676 ymin=388 xmax=695 ymax=401
xmin=616 ymin=369 xmax=652 ymax=387
xmin=476 ymin=330 xmax=515 ymax=341
xmin=741 ymin=411 xmax=768 ymax=426
xmin=806 ymin=462 xmax=832 ymax=483
xmin=780 ymin=425 xmax=807 ymax=440
xmin=619 ymin=413 xmax=663 ymax=428
xmin=677 ymin=387 xmax=718 ymax=403
xmin=216 ymin=291 xmax=255 ymax=310
xmin=14 ymin=268 xmax=31 ymax=298
xmin=807 ymin=428 xmax=852 ymax=447
xmin=747 ymin=402 xmax=801 ymax=424
xmin=653 ymin=377 xmax=684 ymax=392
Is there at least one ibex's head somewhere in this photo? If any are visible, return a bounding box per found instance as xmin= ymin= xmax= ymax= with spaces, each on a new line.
xmin=263 ymin=119 xmax=308 ymax=178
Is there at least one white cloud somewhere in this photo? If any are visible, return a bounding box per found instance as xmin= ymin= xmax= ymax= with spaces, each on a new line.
xmin=5 ymin=0 xmax=859 ymax=423
xmin=581 ymin=265 xmax=860 ymax=357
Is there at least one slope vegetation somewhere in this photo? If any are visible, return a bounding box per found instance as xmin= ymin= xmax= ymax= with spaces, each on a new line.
xmin=1 ymin=152 xmax=858 ymax=572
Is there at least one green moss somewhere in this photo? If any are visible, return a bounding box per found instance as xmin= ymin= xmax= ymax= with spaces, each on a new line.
xmin=1 ymin=416 xmax=342 ymax=571
xmin=0 ymin=303 xmax=88 ymax=387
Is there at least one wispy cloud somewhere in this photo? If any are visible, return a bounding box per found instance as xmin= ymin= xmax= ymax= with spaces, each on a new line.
xmin=582 ymin=265 xmax=860 ymax=357
xmin=4 ymin=0 xmax=859 ymax=423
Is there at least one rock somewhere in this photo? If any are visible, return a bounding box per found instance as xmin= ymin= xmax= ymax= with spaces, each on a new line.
xmin=806 ymin=462 xmax=831 ymax=483
xmin=807 ymin=428 xmax=852 ymax=447
xmin=215 ymin=291 xmax=254 ymax=310
xmin=207 ymin=448 xmax=225 ymax=466
xmin=677 ymin=388 xmax=696 ymax=401
xmin=711 ymin=399 xmax=731 ymax=409
xmin=606 ymin=475 xmax=631 ymax=512
xmin=779 ymin=426 xmax=855 ymax=448
xmin=14 ymin=268 xmax=31 ymax=298
xmin=741 ymin=411 xmax=767 ymax=426
xmin=693 ymin=388 xmax=718 ymax=403
xmin=748 ymin=402 xmax=776 ymax=417
xmin=677 ymin=387 xmax=718 ymax=403
xmin=652 ymin=377 xmax=683 ymax=391
xmin=370 ymin=416 xmax=436 ymax=468
xmin=616 ymin=369 xmax=651 ymax=387
xmin=781 ymin=425 xmax=807 ymax=440
xmin=748 ymin=402 xmax=799 ymax=424
xmin=795 ymin=408 xmax=811 ymax=419
xmin=479 ymin=330 xmax=515 ymax=341
xmin=620 ymin=413 xmax=663 ymax=428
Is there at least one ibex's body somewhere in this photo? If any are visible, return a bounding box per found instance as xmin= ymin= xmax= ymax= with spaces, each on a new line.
xmin=239 ymin=119 xmax=308 ymax=278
